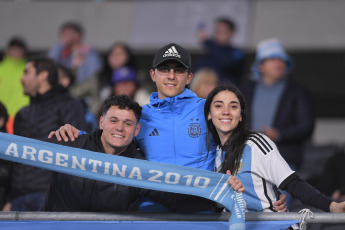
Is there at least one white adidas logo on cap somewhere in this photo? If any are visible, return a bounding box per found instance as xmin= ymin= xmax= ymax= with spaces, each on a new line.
xmin=163 ymin=45 xmax=181 ymax=58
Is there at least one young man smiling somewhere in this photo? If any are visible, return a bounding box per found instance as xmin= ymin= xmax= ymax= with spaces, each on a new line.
xmin=44 ymin=95 xmax=145 ymax=211
xmin=126 ymin=43 xmax=219 ymax=211
xmin=136 ymin=43 xmax=216 ymax=172
xmin=99 ymin=98 xmax=140 ymax=156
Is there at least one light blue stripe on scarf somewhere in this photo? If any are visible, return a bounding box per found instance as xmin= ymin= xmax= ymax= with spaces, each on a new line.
xmin=0 ymin=133 xmax=245 ymax=230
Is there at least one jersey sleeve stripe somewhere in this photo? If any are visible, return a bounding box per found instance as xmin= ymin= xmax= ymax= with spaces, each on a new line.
xmin=250 ymin=135 xmax=271 ymax=153
xmin=257 ymin=133 xmax=273 ymax=150
xmin=249 ymin=138 xmax=268 ymax=155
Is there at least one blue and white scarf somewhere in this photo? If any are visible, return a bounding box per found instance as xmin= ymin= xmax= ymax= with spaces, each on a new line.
xmin=0 ymin=133 xmax=245 ymax=230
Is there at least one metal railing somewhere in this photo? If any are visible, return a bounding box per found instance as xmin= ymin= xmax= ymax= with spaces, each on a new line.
xmin=1 ymin=211 xmax=345 ymax=224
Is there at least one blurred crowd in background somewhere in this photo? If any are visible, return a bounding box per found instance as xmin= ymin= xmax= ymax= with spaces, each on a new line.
xmin=0 ymin=15 xmax=344 ymax=215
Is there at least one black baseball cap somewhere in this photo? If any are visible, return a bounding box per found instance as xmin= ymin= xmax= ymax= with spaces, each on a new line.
xmin=152 ymin=43 xmax=191 ymax=70
xmin=7 ymin=37 xmax=27 ymax=52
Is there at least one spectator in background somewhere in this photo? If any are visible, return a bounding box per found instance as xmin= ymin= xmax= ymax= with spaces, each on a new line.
xmin=58 ymin=65 xmax=98 ymax=131
xmin=242 ymin=38 xmax=315 ymax=171
xmin=99 ymin=42 xmax=137 ymax=102
xmin=241 ymin=38 xmax=315 ymax=208
xmin=110 ymin=66 xmax=150 ymax=106
xmin=57 ymin=64 xmax=75 ymax=90
xmin=0 ymin=101 xmax=8 ymax=133
xmin=112 ymin=66 xmax=137 ymax=97
xmin=190 ymin=68 xmax=219 ymax=99
xmin=0 ymin=102 xmax=10 ymax=210
xmin=194 ymin=17 xmax=245 ymax=86
xmin=2 ymin=57 xmax=87 ymax=212
xmin=48 ymin=21 xmax=102 ymax=116
xmin=317 ymin=146 xmax=345 ymax=202
xmin=0 ymin=37 xmax=30 ymax=134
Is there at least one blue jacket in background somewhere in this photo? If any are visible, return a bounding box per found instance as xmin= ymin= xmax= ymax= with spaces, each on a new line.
xmin=194 ymin=39 xmax=245 ymax=86
xmin=136 ymin=89 xmax=216 ymax=171
xmin=48 ymin=43 xmax=102 ymax=84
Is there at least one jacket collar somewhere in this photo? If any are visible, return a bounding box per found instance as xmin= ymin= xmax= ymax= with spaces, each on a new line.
xmin=149 ymin=88 xmax=197 ymax=107
xmin=31 ymin=85 xmax=67 ymax=103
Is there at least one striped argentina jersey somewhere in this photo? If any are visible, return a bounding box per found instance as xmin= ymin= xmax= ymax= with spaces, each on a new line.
xmin=215 ymin=133 xmax=294 ymax=212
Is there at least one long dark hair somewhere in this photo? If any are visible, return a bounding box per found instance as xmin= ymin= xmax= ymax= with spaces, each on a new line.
xmin=100 ymin=42 xmax=136 ymax=87
xmin=204 ymin=85 xmax=253 ymax=174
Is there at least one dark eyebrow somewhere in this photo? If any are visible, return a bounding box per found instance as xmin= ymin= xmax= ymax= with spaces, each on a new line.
xmin=213 ymin=100 xmax=239 ymax=104
xmin=110 ymin=116 xmax=135 ymax=123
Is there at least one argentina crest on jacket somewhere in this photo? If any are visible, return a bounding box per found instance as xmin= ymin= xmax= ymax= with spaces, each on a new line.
xmin=188 ymin=118 xmax=201 ymax=138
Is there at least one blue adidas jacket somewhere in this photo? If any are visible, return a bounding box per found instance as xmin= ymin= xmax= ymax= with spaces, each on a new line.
xmin=135 ymin=89 xmax=215 ymax=171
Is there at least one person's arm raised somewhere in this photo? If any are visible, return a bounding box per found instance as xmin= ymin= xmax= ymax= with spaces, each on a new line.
xmin=47 ymin=124 xmax=80 ymax=142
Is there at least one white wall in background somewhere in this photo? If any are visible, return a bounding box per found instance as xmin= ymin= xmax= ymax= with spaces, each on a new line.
xmin=0 ymin=0 xmax=250 ymax=51
xmin=2 ymin=0 xmax=345 ymax=51
xmin=251 ymin=0 xmax=345 ymax=50
xmin=313 ymin=119 xmax=345 ymax=145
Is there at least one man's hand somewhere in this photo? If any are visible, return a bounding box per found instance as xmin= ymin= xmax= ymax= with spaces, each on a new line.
xmin=2 ymin=202 xmax=11 ymax=211
xmin=72 ymin=44 xmax=90 ymax=68
xmin=274 ymin=189 xmax=287 ymax=212
xmin=330 ymin=201 xmax=345 ymax=213
xmin=48 ymin=124 xmax=80 ymax=142
xmin=227 ymin=170 xmax=245 ymax=193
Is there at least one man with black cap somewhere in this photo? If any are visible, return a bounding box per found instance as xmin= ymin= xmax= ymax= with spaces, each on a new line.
xmin=135 ymin=43 xmax=219 ymax=211
xmin=136 ymin=43 xmax=215 ymax=169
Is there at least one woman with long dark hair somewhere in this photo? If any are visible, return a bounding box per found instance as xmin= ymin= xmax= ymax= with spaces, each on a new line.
xmin=204 ymin=85 xmax=345 ymax=213
xmin=99 ymin=42 xmax=150 ymax=107
xmin=101 ymin=42 xmax=136 ymax=84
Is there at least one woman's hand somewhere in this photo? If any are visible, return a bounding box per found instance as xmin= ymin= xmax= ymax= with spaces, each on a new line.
xmin=227 ymin=170 xmax=245 ymax=193
xmin=274 ymin=190 xmax=287 ymax=212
